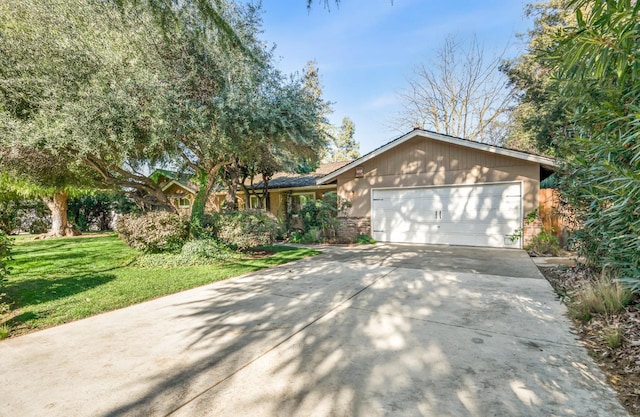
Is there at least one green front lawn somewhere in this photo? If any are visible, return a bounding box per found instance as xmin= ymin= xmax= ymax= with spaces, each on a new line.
xmin=0 ymin=234 xmax=317 ymax=338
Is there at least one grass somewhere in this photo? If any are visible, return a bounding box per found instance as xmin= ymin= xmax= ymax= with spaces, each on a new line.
xmin=0 ymin=233 xmax=318 ymax=338
xmin=0 ymin=324 xmax=9 ymax=340
xmin=606 ymin=326 xmax=623 ymax=349
xmin=568 ymin=277 xmax=634 ymax=322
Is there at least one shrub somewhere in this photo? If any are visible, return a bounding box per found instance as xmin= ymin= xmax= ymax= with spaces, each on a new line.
xmin=355 ymin=234 xmax=376 ymax=244
xmin=0 ymin=231 xmax=12 ymax=281
xmin=0 ymin=199 xmax=21 ymax=234
xmin=179 ymin=239 xmax=237 ymax=262
xmin=0 ymin=198 xmax=50 ymax=234
xmin=135 ymin=238 xmax=239 ymax=267
xmin=297 ymin=193 xmax=350 ymax=241
xmin=216 ymin=210 xmax=279 ymax=250
xmin=68 ymin=192 xmax=139 ymax=232
xmin=568 ymin=277 xmax=634 ymax=321
xmin=0 ymin=324 xmax=9 ymax=340
xmin=525 ymin=229 xmax=561 ymax=256
xmin=288 ymin=227 xmax=322 ymax=244
xmin=114 ymin=211 xmax=188 ymax=253
xmin=191 ymin=213 xmax=218 ymax=239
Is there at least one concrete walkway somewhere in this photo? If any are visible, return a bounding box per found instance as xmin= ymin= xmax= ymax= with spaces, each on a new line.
xmin=0 ymin=244 xmax=629 ymax=417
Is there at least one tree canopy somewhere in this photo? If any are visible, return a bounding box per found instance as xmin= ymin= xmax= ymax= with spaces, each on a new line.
xmin=0 ymin=0 xmax=331 ymax=233
xmin=324 ymin=117 xmax=360 ymax=162
xmin=508 ymin=0 xmax=640 ymax=289
xmin=501 ymin=0 xmax=577 ymax=154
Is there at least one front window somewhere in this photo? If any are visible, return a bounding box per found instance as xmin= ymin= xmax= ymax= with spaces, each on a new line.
xmin=177 ymin=197 xmax=190 ymax=208
xmin=291 ymin=193 xmax=315 ymax=213
xmin=249 ymin=195 xmax=266 ymax=209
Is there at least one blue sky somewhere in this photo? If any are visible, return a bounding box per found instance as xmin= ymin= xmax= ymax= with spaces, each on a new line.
xmin=258 ymin=1 xmax=533 ymax=154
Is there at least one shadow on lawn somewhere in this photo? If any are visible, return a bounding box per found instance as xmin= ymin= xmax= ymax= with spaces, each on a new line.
xmin=3 ymin=274 xmax=116 ymax=310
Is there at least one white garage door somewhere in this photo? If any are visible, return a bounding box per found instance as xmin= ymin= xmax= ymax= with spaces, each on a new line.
xmin=371 ymin=182 xmax=522 ymax=248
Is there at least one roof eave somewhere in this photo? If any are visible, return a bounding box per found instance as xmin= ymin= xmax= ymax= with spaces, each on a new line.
xmin=161 ymin=180 xmax=198 ymax=194
xmin=317 ymin=129 xmax=558 ymax=185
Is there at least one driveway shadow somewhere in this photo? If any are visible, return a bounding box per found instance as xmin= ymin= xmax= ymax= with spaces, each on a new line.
xmin=96 ymin=253 xmax=625 ymax=417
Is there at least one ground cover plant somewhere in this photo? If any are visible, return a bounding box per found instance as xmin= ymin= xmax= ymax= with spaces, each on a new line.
xmin=0 ymin=234 xmax=317 ymax=338
xmin=539 ymin=264 xmax=640 ymax=416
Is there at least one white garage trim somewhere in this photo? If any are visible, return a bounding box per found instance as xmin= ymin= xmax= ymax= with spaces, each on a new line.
xmin=370 ymin=181 xmax=523 ymax=249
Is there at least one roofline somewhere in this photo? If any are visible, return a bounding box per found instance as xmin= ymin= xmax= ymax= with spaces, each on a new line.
xmin=213 ymin=184 xmax=337 ymax=195
xmin=317 ymin=129 xmax=559 ymax=185
xmin=161 ymin=180 xmax=198 ymax=194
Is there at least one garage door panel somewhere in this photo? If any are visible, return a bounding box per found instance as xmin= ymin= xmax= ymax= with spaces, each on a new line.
xmin=371 ymin=183 xmax=522 ymax=248
xmin=437 ymin=220 xmax=520 ymax=235
xmin=447 ymin=203 xmax=521 ymax=222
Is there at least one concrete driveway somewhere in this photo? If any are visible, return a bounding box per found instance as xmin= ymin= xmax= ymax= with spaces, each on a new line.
xmin=0 ymin=244 xmax=628 ymax=417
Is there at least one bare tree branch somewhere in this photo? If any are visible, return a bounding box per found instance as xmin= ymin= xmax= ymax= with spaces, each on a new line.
xmin=395 ymin=35 xmax=515 ymax=145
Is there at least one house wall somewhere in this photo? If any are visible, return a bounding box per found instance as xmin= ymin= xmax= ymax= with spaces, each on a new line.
xmin=267 ymin=188 xmax=335 ymax=220
xmin=163 ymin=183 xmax=195 ymax=217
xmin=335 ymin=137 xmax=542 ymax=239
xmin=207 ymin=188 xmax=335 ymax=221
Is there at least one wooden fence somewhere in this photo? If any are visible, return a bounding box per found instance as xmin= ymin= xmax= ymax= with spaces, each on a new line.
xmin=538 ymin=189 xmax=568 ymax=246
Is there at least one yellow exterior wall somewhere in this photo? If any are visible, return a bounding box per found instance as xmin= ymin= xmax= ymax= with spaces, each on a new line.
xmin=337 ymin=136 xmax=541 ymax=218
xmin=163 ymin=183 xmax=195 ymax=217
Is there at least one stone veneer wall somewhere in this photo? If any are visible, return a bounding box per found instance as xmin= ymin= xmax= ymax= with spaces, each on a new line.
xmin=522 ymin=217 xmax=543 ymax=248
xmin=336 ymin=217 xmax=371 ymax=242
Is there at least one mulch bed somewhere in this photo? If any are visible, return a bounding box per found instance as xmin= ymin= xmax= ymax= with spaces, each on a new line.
xmin=538 ymin=265 xmax=640 ymax=416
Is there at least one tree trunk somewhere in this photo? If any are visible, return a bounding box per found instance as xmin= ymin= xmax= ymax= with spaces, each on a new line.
xmin=41 ymin=191 xmax=80 ymax=238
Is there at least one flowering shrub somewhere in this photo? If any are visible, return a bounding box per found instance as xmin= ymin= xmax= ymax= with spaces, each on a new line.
xmin=114 ymin=211 xmax=188 ymax=253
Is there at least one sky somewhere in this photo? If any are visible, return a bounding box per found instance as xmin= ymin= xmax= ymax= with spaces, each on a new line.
xmin=255 ymin=0 xmax=534 ymax=155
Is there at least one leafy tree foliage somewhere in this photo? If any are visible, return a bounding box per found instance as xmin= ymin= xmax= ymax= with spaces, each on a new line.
xmin=324 ymin=117 xmax=360 ymax=162
xmin=396 ymin=35 xmax=514 ymax=145
xmin=502 ymin=1 xmax=576 ymax=153
xmin=220 ymin=61 xmax=331 ymax=212
xmin=1 ymin=0 xmax=330 ymax=236
xmin=68 ymin=192 xmax=137 ymax=232
xmin=554 ymin=0 xmax=639 ymax=290
xmin=511 ymin=0 xmax=639 ymax=289
xmin=0 ymin=0 xmax=176 ymax=237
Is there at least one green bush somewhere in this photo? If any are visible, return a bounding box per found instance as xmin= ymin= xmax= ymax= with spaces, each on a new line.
xmin=0 ymin=231 xmax=13 ymax=281
xmin=68 ymin=192 xmax=136 ymax=231
xmin=135 ymin=238 xmax=239 ymax=267
xmin=355 ymin=234 xmax=376 ymax=244
xmin=192 ymin=213 xmax=218 ymax=239
xmin=179 ymin=239 xmax=237 ymax=262
xmin=297 ymin=193 xmax=350 ymax=241
xmin=114 ymin=211 xmax=188 ymax=253
xmin=525 ymin=229 xmax=561 ymax=256
xmin=0 ymin=198 xmax=50 ymax=234
xmin=288 ymin=228 xmax=322 ymax=244
xmin=0 ymin=199 xmax=21 ymax=234
xmin=216 ymin=210 xmax=279 ymax=250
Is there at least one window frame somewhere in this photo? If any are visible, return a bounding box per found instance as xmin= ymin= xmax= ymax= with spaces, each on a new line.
xmin=290 ymin=192 xmax=316 ymax=214
xmin=177 ymin=197 xmax=191 ymax=208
